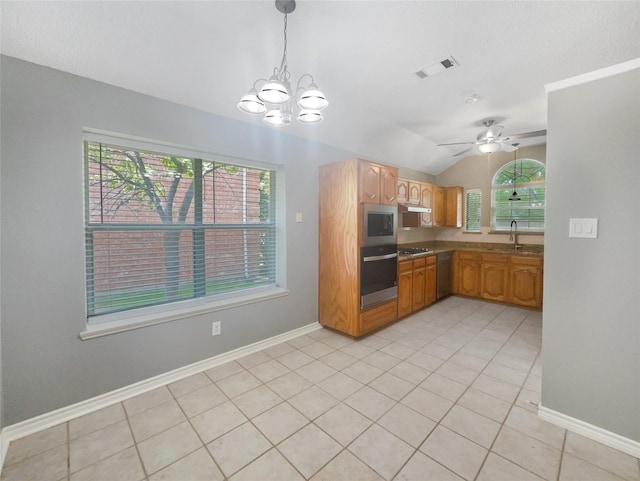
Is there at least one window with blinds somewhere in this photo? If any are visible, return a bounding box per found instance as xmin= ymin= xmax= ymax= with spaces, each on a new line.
xmin=464 ymin=189 xmax=482 ymax=232
xmin=491 ymin=159 xmax=545 ymax=231
xmin=84 ymin=141 xmax=276 ymax=320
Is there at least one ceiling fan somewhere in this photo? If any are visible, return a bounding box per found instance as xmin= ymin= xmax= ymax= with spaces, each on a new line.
xmin=437 ymin=120 xmax=546 ymax=157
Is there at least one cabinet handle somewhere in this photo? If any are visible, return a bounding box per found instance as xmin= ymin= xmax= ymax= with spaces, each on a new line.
xmin=369 ymin=193 xmax=377 ymax=199
xmin=363 ymin=253 xmax=398 ymax=262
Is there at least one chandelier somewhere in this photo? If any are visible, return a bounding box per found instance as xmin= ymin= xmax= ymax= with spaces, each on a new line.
xmin=237 ymin=0 xmax=328 ymax=126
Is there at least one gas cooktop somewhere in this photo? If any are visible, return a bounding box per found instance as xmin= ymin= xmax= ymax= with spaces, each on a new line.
xmin=398 ymin=247 xmax=433 ymax=257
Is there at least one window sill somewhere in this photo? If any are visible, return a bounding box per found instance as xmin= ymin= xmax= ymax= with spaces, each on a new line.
xmin=489 ymin=230 xmax=544 ymax=235
xmin=79 ymin=286 xmax=289 ymax=340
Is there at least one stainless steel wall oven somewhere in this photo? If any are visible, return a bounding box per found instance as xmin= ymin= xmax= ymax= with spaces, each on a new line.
xmin=360 ymin=244 xmax=398 ymax=309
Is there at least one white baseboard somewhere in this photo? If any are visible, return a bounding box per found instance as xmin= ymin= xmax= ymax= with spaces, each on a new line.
xmin=0 ymin=321 xmax=322 ymax=472
xmin=538 ymin=405 xmax=640 ymax=458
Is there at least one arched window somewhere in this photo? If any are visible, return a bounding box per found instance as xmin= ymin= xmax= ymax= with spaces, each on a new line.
xmin=491 ymin=158 xmax=545 ymax=232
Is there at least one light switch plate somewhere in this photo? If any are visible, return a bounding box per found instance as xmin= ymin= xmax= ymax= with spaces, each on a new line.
xmin=569 ymin=218 xmax=598 ymax=238
xmin=295 ymin=212 xmax=303 ymax=223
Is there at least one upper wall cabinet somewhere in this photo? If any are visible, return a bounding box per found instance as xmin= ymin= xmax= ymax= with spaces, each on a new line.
xmin=444 ymin=186 xmax=463 ymax=228
xmin=398 ymin=179 xmax=463 ymax=228
xmin=360 ymin=161 xmax=398 ymax=205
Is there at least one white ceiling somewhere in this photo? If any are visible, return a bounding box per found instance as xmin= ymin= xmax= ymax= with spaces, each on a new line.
xmin=2 ymin=1 xmax=639 ymax=174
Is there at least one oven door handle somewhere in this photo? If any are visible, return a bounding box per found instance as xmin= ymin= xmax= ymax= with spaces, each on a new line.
xmin=363 ymin=252 xmax=398 ymax=262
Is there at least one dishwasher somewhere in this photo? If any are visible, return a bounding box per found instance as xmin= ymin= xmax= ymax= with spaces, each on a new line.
xmin=436 ymin=251 xmax=452 ymax=299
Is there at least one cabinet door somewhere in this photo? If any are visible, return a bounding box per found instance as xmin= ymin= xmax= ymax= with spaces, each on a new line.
xmin=412 ymin=259 xmax=426 ymax=311
xmin=509 ymin=265 xmax=543 ymax=308
xmin=425 ymin=259 xmax=437 ymax=306
xmin=397 ymin=261 xmax=413 ymax=318
xmin=397 ymin=180 xmax=409 ymax=204
xmin=380 ymin=166 xmax=398 ymax=205
xmin=481 ymin=262 xmax=509 ymax=301
xmin=458 ymin=259 xmax=480 ymax=297
xmin=420 ymin=184 xmax=433 ymax=226
xmin=444 ymin=186 xmax=463 ymax=228
xmin=408 ymin=182 xmax=421 ymax=205
xmin=432 ymin=186 xmax=444 ymax=226
xmin=359 ymin=162 xmax=380 ymax=203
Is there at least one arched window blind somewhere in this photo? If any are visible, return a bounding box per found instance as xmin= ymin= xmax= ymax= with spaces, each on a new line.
xmin=491 ymin=159 xmax=545 ymax=231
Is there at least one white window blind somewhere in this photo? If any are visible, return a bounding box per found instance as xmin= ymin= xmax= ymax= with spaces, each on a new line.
xmin=491 ymin=159 xmax=546 ymax=232
xmin=84 ymin=141 xmax=276 ymax=320
xmin=465 ymin=189 xmax=482 ymax=232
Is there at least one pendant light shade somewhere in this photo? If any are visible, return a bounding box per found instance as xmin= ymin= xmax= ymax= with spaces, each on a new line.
xmin=258 ymin=78 xmax=290 ymax=104
xmin=264 ymin=107 xmax=292 ymax=126
xmin=297 ymin=109 xmax=323 ymax=123
xmin=298 ymin=84 xmax=328 ymax=110
xmin=237 ymin=89 xmax=267 ymax=114
xmin=237 ymin=0 xmax=328 ymax=126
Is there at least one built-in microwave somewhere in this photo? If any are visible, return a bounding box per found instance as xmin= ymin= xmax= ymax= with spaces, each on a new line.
xmin=362 ymin=203 xmax=397 ymax=246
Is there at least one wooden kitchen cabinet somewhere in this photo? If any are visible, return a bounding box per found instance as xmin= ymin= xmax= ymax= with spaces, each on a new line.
xmin=425 ymin=255 xmax=437 ymax=306
xmin=360 ymin=161 xmax=397 ymax=205
xmin=432 ymin=186 xmax=444 ymax=226
xmin=408 ymin=182 xmax=421 ymax=205
xmin=444 ymin=186 xmax=463 ymax=228
xmin=454 ymin=251 xmax=544 ymax=310
xmin=456 ymin=252 xmax=481 ymax=297
xmin=412 ymin=257 xmax=426 ymax=312
xmin=480 ymin=253 xmax=509 ymax=302
xmin=320 ymin=158 xmax=399 ymax=337
xmin=397 ymin=179 xmax=409 ymax=204
xmin=509 ymin=256 xmax=543 ymax=308
xmin=420 ymin=184 xmax=433 ymax=226
xmin=397 ymin=260 xmax=413 ymax=318
xmin=398 ymin=256 xmax=435 ymax=318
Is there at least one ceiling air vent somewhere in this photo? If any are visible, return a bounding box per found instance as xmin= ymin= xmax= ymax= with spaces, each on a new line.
xmin=415 ymin=56 xmax=459 ymax=79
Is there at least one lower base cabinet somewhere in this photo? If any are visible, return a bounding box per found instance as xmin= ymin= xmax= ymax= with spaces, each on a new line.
xmin=360 ymin=299 xmax=398 ymax=335
xmin=398 ymin=255 xmax=437 ymax=318
xmin=509 ymin=256 xmax=544 ymax=308
xmin=453 ymin=251 xmax=543 ymax=309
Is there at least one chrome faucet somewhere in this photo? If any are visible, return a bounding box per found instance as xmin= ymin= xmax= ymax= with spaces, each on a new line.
xmin=510 ymin=220 xmax=522 ymax=250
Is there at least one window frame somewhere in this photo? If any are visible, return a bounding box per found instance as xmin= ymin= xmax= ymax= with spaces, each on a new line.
xmin=80 ymin=131 xmax=287 ymax=339
xmin=491 ymin=158 xmax=546 ymax=233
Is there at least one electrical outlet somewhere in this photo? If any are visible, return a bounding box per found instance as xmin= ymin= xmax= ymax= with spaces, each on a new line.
xmin=211 ymin=321 xmax=221 ymax=336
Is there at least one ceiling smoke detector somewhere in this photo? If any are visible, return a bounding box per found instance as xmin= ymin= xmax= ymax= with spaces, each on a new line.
xmin=414 ymin=56 xmax=458 ymax=79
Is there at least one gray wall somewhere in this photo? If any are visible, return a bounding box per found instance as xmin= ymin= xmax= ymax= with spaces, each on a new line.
xmin=542 ymin=67 xmax=640 ymax=441
xmin=0 ymin=56 xmax=357 ymax=426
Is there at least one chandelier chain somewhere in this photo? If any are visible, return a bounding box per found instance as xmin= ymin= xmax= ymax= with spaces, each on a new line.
xmin=276 ymin=13 xmax=290 ymax=82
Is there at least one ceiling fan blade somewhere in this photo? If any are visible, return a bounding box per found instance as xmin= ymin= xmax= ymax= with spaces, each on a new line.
xmin=453 ymin=147 xmax=474 ymax=157
xmin=437 ymin=141 xmax=476 ymax=147
xmin=503 ymin=129 xmax=547 ymax=141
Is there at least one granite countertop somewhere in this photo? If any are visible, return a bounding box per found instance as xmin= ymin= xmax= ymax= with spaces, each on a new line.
xmin=398 ymin=241 xmax=544 ymax=261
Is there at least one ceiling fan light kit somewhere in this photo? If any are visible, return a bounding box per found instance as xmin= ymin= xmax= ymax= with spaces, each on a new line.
xmin=437 ymin=119 xmax=546 ymax=157
xmin=237 ymin=0 xmax=328 ymax=126
xmin=478 ymin=142 xmax=501 ymax=154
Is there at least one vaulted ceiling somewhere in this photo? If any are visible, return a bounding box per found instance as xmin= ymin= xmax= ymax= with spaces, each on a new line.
xmin=2 ymin=1 xmax=639 ymax=173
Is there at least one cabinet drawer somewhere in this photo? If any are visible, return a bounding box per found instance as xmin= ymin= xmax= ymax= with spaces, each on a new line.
xmin=482 ymin=253 xmax=509 ymax=263
xmin=398 ymin=260 xmax=413 ymax=273
xmin=458 ymin=252 xmax=481 ymax=261
xmin=426 ymin=255 xmax=436 ymax=266
xmin=360 ymin=299 xmax=397 ymax=335
xmin=511 ymin=256 xmax=543 ymax=266
xmin=413 ymin=257 xmax=426 ymax=268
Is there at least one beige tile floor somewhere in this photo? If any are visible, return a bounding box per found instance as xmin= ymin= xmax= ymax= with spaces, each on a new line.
xmin=2 ymin=296 xmax=639 ymax=481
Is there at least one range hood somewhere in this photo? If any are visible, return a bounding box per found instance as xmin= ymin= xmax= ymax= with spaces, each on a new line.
xmin=398 ymin=203 xmax=432 ymax=214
